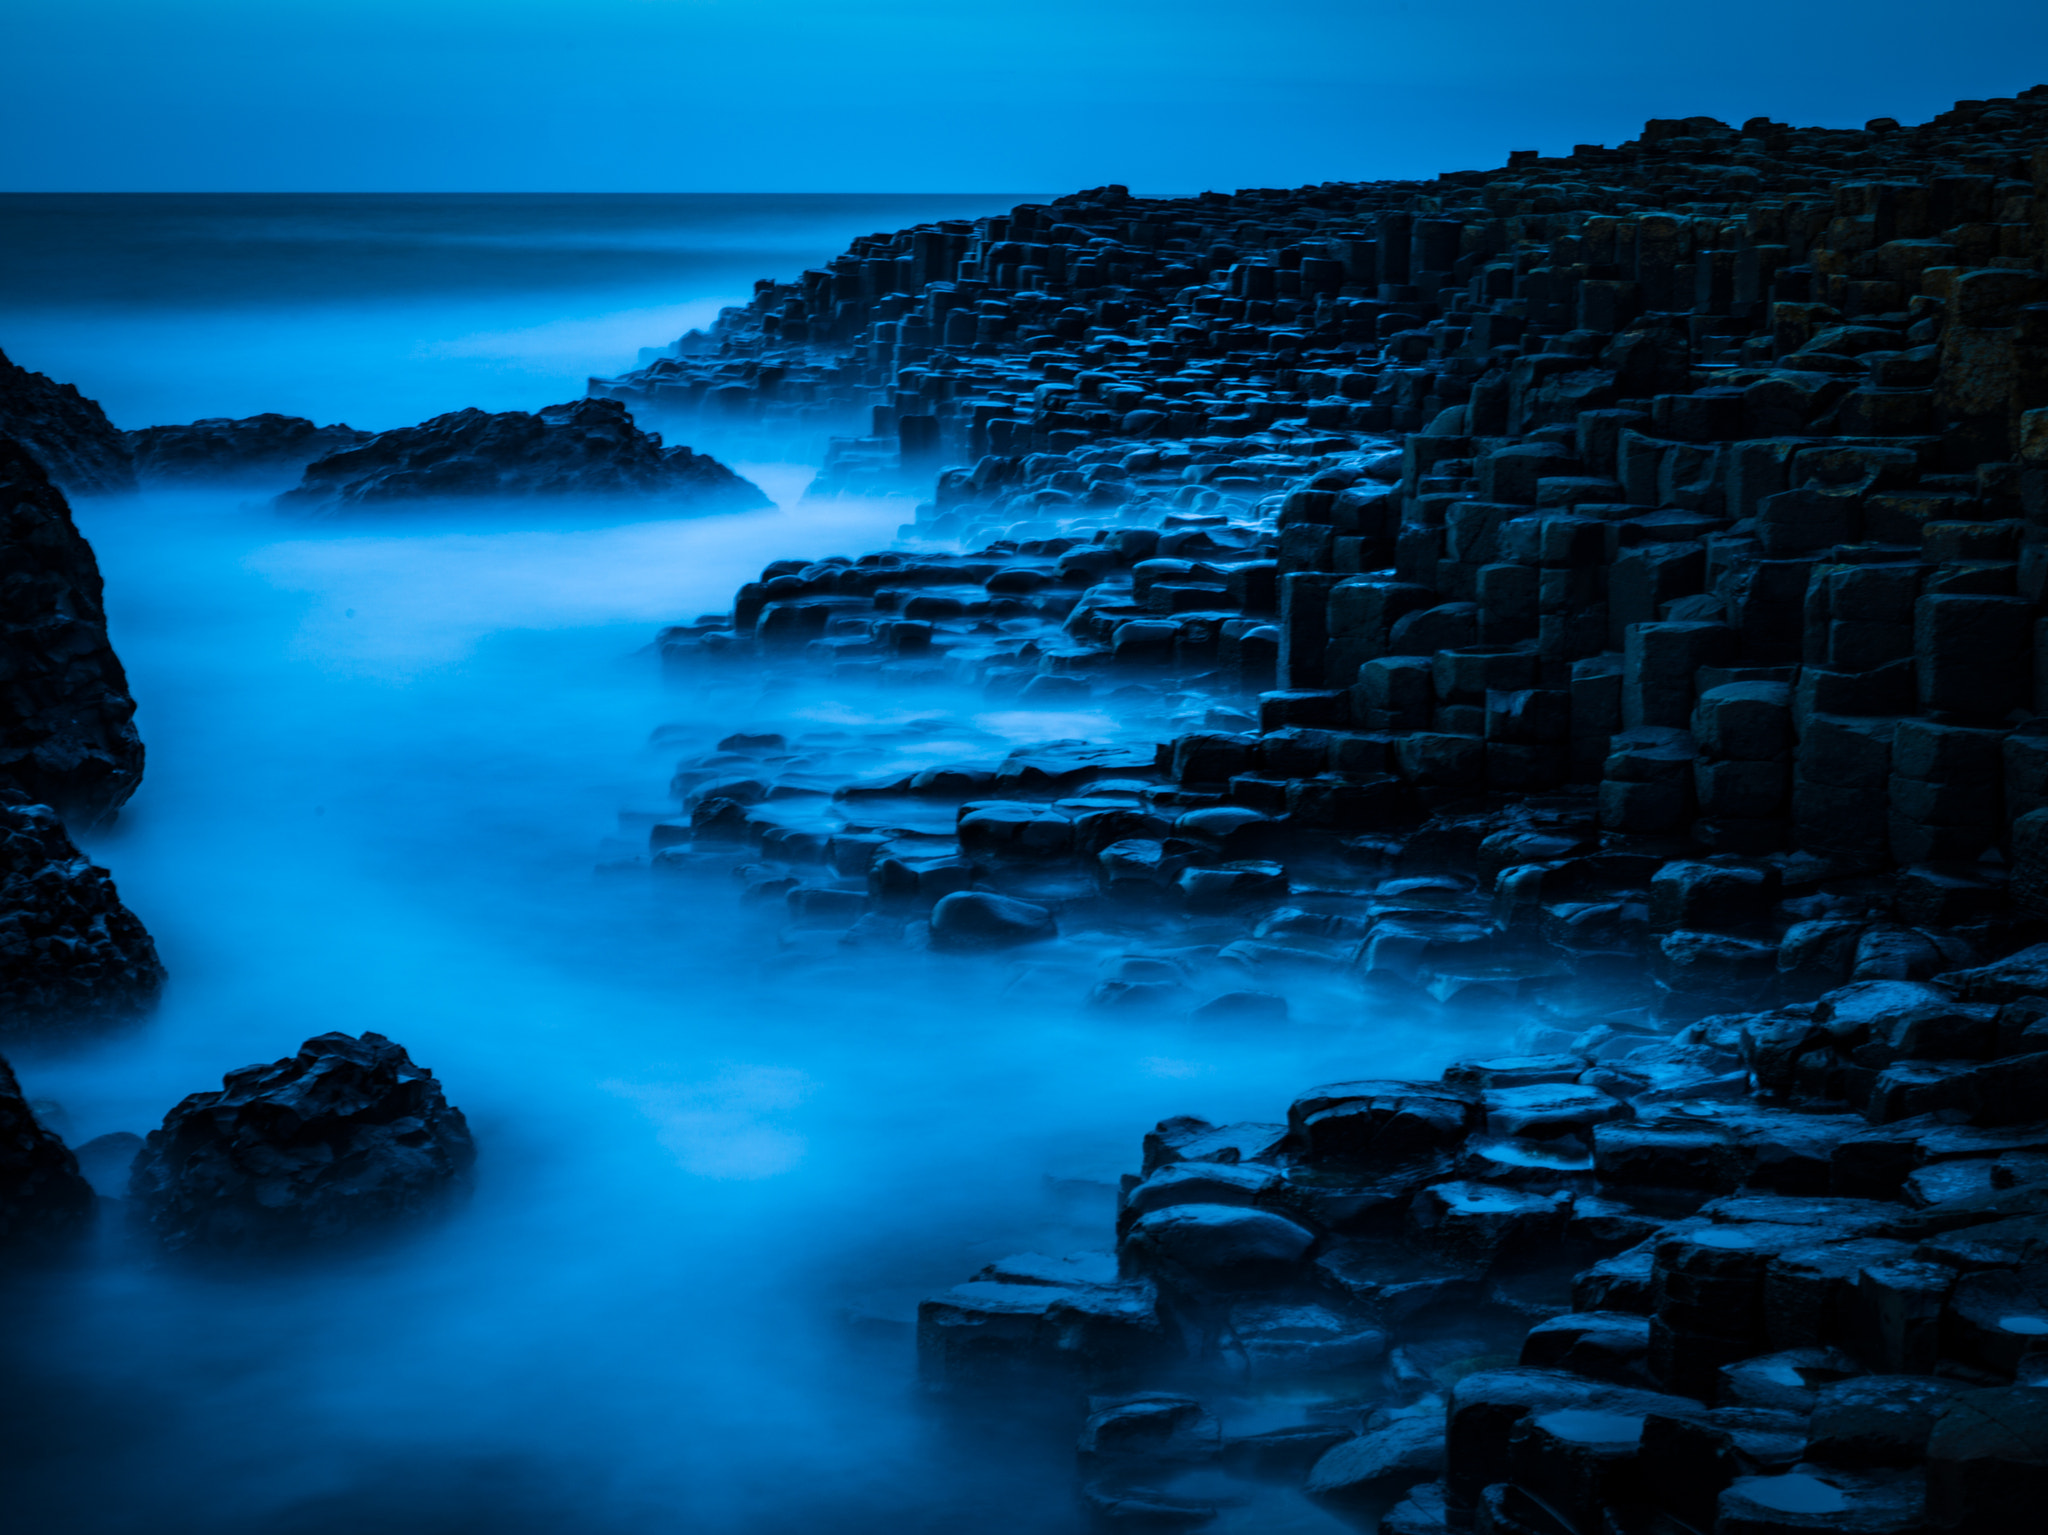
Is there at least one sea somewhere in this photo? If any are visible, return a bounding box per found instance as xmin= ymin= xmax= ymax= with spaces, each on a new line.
xmin=0 ymin=194 xmax=1496 ymax=1535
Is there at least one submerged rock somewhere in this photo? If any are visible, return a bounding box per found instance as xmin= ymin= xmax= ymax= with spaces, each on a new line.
xmin=0 ymin=796 xmax=164 ymax=1037
xmin=0 ymin=1051 xmax=96 ymax=1252
xmin=275 ymin=397 xmax=769 ymax=514
xmin=929 ymin=890 xmax=1058 ymax=950
xmin=0 ymin=347 xmax=135 ymax=497
xmin=127 ymin=413 xmax=371 ymax=486
xmin=0 ymin=438 xmax=145 ymax=824
xmin=129 ymin=1031 xmax=475 ymax=1254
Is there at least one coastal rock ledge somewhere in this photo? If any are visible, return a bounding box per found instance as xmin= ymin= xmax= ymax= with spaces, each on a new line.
xmin=277 ymin=396 xmax=768 ymax=513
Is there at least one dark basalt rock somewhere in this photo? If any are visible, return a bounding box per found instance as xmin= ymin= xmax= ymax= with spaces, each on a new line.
xmin=0 ymin=347 xmax=135 ymax=497
xmin=0 ymin=796 xmax=165 ymax=1037
xmin=126 ymin=413 xmax=372 ymax=487
xmin=928 ymin=889 xmax=1057 ymax=949
xmin=128 ymin=1031 xmax=475 ymax=1254
xmin=275 ymin=397 xmax=769 ymax=514
xmin=637 ymin=86 xmax=2048 ymax=1533
xmin=0 ymin=1050 xmax=96 ymax=1253
xmin=0 ymin=438 xmax=145 ymax=824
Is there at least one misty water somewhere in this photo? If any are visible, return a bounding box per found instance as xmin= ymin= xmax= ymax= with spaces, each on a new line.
xmin=1 ymin=196 xmax=1511 ymax=1534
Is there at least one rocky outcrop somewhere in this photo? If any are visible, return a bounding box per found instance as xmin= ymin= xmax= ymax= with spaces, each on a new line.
xmin=627 ymin=90 xmax=2048 ymax=1529
xmin=128 ymin=1031 xmax=475 ymax=1255
xmin=275 ymin=397 xmax=769 ymax=514
xmin=0 ymin=795 xmax=165 ymax=1037
xmin=654 ymin=89 xmax=2048 ymax=938
xmin=0 ymin=438 xmax=144 ymax=825
xmin=916 ymin=957 xmax=2048 ymax=1531
xmin=127 ymin=413 xmax=371 ymax=487
xmin=0 ymin=1051 xmax=96 ymax=1254
xmin=0 ymin=347 xmax=135 ymax=497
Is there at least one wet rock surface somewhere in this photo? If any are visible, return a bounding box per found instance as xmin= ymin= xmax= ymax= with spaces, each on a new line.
xmin=276 ymin=396 xmax=769 ymax=514
xmin=0 ymin=346 xmax=136 ymax=497
xmin=127 ymin=413 xmax=372 ymax=487
xmin=0 ymin=1050 xmax=96 ymax=1253
xmin=0 ymin=438 xmax=145 ymax=824
xmin=619 ymin=88 xmax=2048 ymax=1530
xmin=128 ymin=1031 xmax=475 ymax=1255
xmin=0 ymin=796 xmax=165 ymax=1038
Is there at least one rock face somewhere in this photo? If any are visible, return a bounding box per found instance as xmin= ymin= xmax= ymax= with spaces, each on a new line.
xmin=126 ymin=414 xmax=372 ymax=486
xmin=0 ymin=1050 xmax=96 ymax=1253
xmin=0 ymin=796 xmax=165 ymax=1037
xmin=0 ymin=438 xmax=145 ymax=825
xmin=276 ymin=397 xmax=769 ymax=514
xmin=0 ymin=347 xmax=135 ymax=497
xmin=128 ymin=1031 xmax=476 ymax=1254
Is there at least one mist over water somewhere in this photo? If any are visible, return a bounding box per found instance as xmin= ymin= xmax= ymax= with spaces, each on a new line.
xmin=0 ymin=194 xmax=1037 ymax=429
xmin=0 ymin=199 xmax=1512 ymax=1533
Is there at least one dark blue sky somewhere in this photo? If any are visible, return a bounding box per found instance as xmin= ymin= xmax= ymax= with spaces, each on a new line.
xmin=10 ymin=0 xmax=2046 ymax=191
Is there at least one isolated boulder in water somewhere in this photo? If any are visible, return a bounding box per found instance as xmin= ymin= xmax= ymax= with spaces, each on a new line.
xmin=0 ymin=347 xmax=136 ymax=497
xmin=126 ymin=413 xmax=372 ymax=486
xmin=129 ymin=1031 xmax=476 ymax=1254
xmin=0 ymin=795 xmax=164 ymax=1037
xmin=275 ymin=397 xmax=769 ymax=513
xmin=0 ymin=1051 xmax=97 ymax=1252
xmin=0 ymin=438 xmax=146 ymax=824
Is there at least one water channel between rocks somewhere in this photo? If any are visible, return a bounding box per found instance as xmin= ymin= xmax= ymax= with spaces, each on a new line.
xmin=3 ymin=476 xmax=1508 ymax=1533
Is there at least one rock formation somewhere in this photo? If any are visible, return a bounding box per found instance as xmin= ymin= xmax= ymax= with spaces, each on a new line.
xmin=0 ymin=346 xmax=135 ymax=497
xmin=275 ymin=396 xmax=769 ymax=514
xmin=0 ymin=431 xmax=162 ymax=1036
xmin=0 ymin=795 xmax=165 ymax=1038
xmin=628 ymin=89 xmax=2048 ymax=1527
xmin=128 ymin=1031 xmax=475 ymax=1255
xmin=651 ymin=91 xmax=2048 ymax=946
xmin=0 ymin=1050 xmax=96 ymax=1254
xmin=126 ymin=413 xmax=371 ymax=486
xmin=0 ymin=437 xmax=145 ymax=825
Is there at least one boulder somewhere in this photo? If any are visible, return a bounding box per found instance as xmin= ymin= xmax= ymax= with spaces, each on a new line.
xmin=128 ymin=1032 xmax=475 ymax=1253
xmin=1306 ymin=1412 xmax=1447 ymax=1501
xmin=928 ymin=891 xmax=1056 ymax=950
xmin=126 ymin=413 xmax=372 ymax=486
xmin=0 ymin=1051 xmax=95 ymax=1252
xmin=0 ymin=348 xmax=134 ymax=495
xmin=1121 ymin=1202 xmax=1315 ymax=1287
xmin=1287 ymin=1079 xmax=1482 ymax=1163
xmin=1942 ymin=944 xmax=2048 ymax=1003
xmin=0 ymin=440 xmax=145 ymax=823
xmin=1518 ymin=1311 xmax=1655 ymax=1386
xmin=1077 ymin=1392 xmax=1220 ymax=1467
xmin=0 ymin=797 xmax=164 ymax=1036
xmin=276 ymin=398 xmax=769 ymax=513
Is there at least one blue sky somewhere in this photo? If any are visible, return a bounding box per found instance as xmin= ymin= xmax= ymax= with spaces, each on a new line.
xmin=8 ymin=0 xmax=2046 ymax=191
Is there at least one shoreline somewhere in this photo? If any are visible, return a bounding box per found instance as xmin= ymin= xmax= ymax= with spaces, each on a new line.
xmin=619 ymin=90 xmax=2048 ymax=1530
